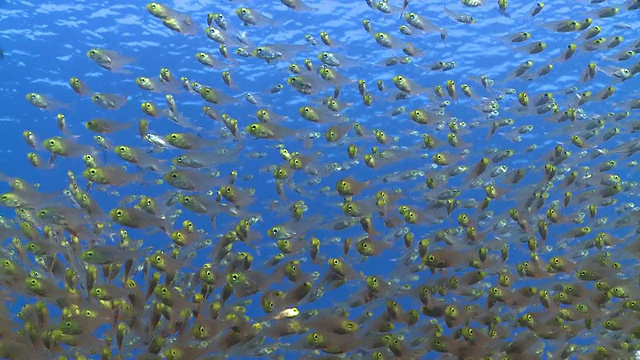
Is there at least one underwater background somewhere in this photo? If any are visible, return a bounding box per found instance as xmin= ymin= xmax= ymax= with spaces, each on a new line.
xmin=1 ymin=0 xmax=640 ymax=359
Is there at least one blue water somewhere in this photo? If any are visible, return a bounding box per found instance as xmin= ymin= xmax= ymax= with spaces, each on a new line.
xmin=1 ymin=0 xmax=640 ymax=359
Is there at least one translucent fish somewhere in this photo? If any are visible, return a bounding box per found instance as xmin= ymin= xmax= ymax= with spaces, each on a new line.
xmin=25 ymin=93 xmax=68 ymax=111
xmin=172 ymin=146 xmax=243 ymax=169
xmin=86 ymin=48 xmax=134 ymax=73
xmin=85 ymin=118 xmax=134 ymax=134
xmin=236 ymin=7 xmax=278 ymax=27
xmin=91 ymin=93 xmax=128 ymax=110
xmin=164 ymin=169 xmax=226 ymax=191
xmin=83 ymin=166 xmax=142 ymax=187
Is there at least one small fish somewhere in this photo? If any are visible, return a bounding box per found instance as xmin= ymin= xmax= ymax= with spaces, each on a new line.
xmin=25 ymin=93 xmax=68 ymax=111
xmin=85 ymin=118 xmax=133 ymax=134
xmin=236 ymin=7 xmax=278 ymax=27
xmin=68 ymin=77 xmax=93 ymax=96
xmin=444 ymin=7 xmax=476 ymax=24
xmin=281 ymin=0 xmax=317 ymax=12
xmin=86 ymin=48 xmax=134 ymax=73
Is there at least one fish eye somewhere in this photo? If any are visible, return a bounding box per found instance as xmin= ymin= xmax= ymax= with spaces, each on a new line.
xmin=322 ymin=53 xmax=328 ymax=58
xmin=89 ymin=169 xmax=96 ymax=174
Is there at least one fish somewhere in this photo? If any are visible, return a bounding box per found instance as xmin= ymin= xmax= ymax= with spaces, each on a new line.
xmin=6 ymin=1 xmax=640 ymax=359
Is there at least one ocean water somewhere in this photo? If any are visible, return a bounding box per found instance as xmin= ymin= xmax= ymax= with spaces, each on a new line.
xmin=1 ymin=0 xmax=640 ymax=359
